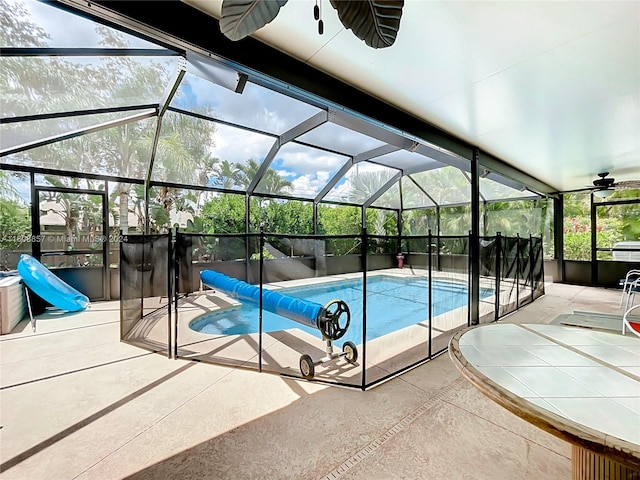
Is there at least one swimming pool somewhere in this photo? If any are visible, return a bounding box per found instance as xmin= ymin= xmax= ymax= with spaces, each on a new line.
xmin=189 ymin=275 xmax=492 ymax=344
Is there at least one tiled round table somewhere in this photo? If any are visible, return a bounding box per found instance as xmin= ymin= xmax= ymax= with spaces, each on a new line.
xmin=449 ymin=323 xmax=640 ymax=480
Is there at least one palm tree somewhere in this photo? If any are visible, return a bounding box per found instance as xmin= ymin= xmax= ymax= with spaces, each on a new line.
xmin=235 ymin=158 xmax=292 ymax=194
xmin=484 ymin=200 xmax=543 ymax=237
xmin=95 ymin=121 xmax=153 ymax=234
xmin=403 ymin=208 xmax=437 ymax=236
xmin=212 ymin=159 xmax=240 ymax=189
xmin=410 ymin=167 xmax=471 ymax=206
xmin=234 ymin=158 xmax=260 ymax=188
xmin=261 ymin=171 xmax=293 ymax=195
xmin=348 ymin=170 xmax=394 ymax=204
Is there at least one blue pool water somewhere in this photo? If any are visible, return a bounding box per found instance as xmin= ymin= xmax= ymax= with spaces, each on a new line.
xmin=189 ymin=275 xmax=492 ymax=344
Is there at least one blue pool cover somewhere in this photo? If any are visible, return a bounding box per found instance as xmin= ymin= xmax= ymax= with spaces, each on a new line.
xmin=200 ymin=270 xmax=324 ymax=329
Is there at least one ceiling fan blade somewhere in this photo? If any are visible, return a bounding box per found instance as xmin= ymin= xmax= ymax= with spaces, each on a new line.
xmin=566 ymin=187 xmax=598 ymax=194
xmin=329 ymin=0 xmax=404 ymax=49
xmin=614 ymin=180 xmax=640 ymax=189
xmin=220 ymin=0 xmax=288 ymax=41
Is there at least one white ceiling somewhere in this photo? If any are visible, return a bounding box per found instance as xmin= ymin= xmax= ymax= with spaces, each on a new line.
xmin=184 ymin=0 xmax=640 ymax=193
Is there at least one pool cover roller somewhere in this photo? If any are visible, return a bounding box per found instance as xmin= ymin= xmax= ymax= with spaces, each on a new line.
xmin=200 ymin=270 xmax=350 ymax=341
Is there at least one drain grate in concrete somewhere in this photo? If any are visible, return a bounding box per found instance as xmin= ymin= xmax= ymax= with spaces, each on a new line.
xmin=319 ymin=377 xmax=466 ymax=480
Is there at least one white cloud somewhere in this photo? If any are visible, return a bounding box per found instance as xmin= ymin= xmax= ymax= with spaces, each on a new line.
xmin=187 ymin=76 xmax=321 ymax=136
xmin=276 ymin=142 xmax=348 ymax=175
xmin=289 ymin=171 xmax=333 ymax=197
xmin=209 ymin=124 xmax=273 ymax=164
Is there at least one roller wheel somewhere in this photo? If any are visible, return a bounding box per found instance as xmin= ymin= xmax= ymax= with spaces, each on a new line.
xmin=319 ymin=299 xmax=351 ymax=341
xmin=343 ymin=341 xmax=358 ymax=364
xmin=299 ymin=354 xmax=315 ymax=380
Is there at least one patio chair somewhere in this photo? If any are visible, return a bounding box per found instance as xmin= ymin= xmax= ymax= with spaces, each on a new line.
xmin=619 ymin=269 xmax=640 ymax=308
xmin=622 ymin=303 xmax=640 ymax=338
xmin=622 ymin=277 xmax=640 ymax=317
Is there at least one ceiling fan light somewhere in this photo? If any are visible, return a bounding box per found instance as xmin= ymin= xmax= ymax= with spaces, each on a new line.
xmin=593 ymin=188 xmax=614 ymax=198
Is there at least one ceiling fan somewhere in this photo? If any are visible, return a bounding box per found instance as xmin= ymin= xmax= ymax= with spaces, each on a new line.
xmin=590 ymin=172 xmax=640 ymax=198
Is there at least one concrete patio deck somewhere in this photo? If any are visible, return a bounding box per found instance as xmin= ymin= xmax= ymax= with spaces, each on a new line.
xmin=0 ymin=283 xmax=628 ymax=479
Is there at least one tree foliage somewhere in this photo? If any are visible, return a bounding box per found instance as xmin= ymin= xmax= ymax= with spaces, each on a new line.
xmin=318 ymin=205 xmax=361 ymax=235
xmin=0 ymin=198 xmax=31 ymax=270
xmin=201 ymin=194 xmax=246 ymax=234
xmin=563 ymin=192 xmax=639 ymax=261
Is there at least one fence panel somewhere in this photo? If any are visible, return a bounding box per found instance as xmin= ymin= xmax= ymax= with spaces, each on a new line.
xmin=518 ymin=237 xmax=533 ymax=307
xmin=119 ymin=234 xmax=170 ymax=355
xmin=121 ymin=231 xmax=546 ymax=389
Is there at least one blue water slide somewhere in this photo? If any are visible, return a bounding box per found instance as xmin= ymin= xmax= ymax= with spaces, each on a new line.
xmin=17 ymin=254 xmax=90 ymax=312
xmin=200 ymin=270 xmax=323 ymax=329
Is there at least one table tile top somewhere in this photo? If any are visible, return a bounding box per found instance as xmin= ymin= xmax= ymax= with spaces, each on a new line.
xmin=456 ymin=324 xmax=640 ymax=447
